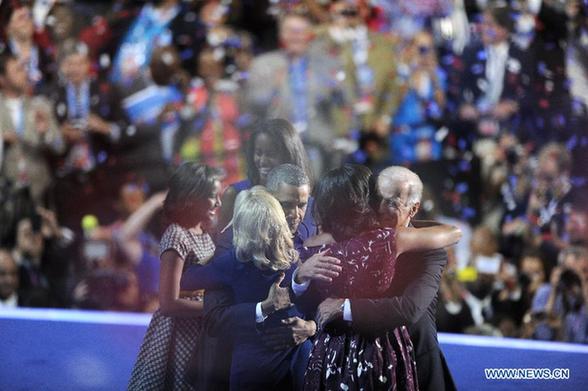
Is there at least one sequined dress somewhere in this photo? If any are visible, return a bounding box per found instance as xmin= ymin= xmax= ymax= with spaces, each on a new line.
xmin=300 ymin=228 xmax=418 ymax=391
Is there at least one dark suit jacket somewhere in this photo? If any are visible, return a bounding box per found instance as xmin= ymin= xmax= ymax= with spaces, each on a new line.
xmin=349 ymin=245 xmax=457 ymax=391
xmin=447 ymin=40 xmax=531 ymax=113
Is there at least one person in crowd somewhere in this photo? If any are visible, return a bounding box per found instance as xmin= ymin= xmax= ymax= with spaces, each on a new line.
xmin=198 ymin=0 xmax=254 ymax=84
xmin=180 ymin=187 xmax=312 ymax=390
xmin=117 ymin=45 xmax=187 ymax=191
xmin=462 ymin=225 xmax=502 ymax=329
xmin=447 ymin=4 xmax=528 ymax=148
xmin=0 ymin=249 xmax=20 ymax=308
xmin=545 ymin=268 xmax=585 ymax=342
xmin=501 ymin=142 xmax=575 ymax=272
xmin=490 ymin=261 xmax=527 ymax=336
xmin=43 ymin=2 xmax=80 ymax=60
xmin=74 ymin=267 xmax=143 ymax=312
xmin=528 ymin=246 xmax=588 ymax=341
xmin=519 ymin=249 xmax=547 ymax=303
xmin=116 ymin=191 xmax=167 ymax=311
xmin=437 ymin=270 xmax=476 ymax=334
xmin=301 ymin=165 xmax=458 ymax=391
xmin=177 ymin=46 xmax=243 ymax=186
xmin=293 ymin=164 xmax=460 ymax=390
xmin=109 ymin=0 xmax=206 ymax=88
xmin=0 ymin=52 xmax=64 ymax=204
xmin=218 ymin=118 xmax=312 ymax=230
xmin=128 ymin=162 xmax=223 ymax=390
xmin=1 ymin=4 xmax=56 ymax=92
xmin=50 ymin=40 xmax=130 ymax=228
xmin=314 ymin=0 xmax=399 ymax=139
xmin=52 ymin=40 xmax=127 ymax=173
xmin=565 ymin=205 xmax=588 ymax=246
xmin=244 ymin=9 xmax=351 ymax=174
xmin=390 ymin=30 xmax=446 ymax=165
xmin=10 ymin=206 xmax=73 ymax=308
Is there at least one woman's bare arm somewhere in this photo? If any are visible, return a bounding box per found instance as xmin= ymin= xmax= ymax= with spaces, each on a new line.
xmin=395 ymin=224 xmax=461 ymax=256
xmin=159 ymin=250 xmax=204 ymax=317
xmin=117 ymin=192 xmax=166 ymax=265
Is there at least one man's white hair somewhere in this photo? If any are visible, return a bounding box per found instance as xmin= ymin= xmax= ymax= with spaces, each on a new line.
xmin=378 ymin=166 xmax=423 ymax=205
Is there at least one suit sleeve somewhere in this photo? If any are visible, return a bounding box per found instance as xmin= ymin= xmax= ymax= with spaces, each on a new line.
xmin=349 ymin=248 xmax=447 ymax=335
xmin=180 ymin=251 xmax=234 ymax=290
xmin=203 ymin=287 xmax=257 ymax=337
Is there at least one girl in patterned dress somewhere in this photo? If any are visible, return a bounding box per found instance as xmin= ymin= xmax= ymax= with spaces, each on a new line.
xmin=297 ymin=165 xmax=461 ymax=391
xmin=128 ymin=163 xmax=223 ymax=390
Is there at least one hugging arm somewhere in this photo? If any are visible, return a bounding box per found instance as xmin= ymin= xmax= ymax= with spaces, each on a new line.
xmin=395 ymin=224 xmax=461 ymax=256
xmin=179 ymin=253 xmax=233 ymax=291
xmin=350 ymin=248 xmax=447 ymax=335
xmin=203 ymin=288 xmax=258 ymax=337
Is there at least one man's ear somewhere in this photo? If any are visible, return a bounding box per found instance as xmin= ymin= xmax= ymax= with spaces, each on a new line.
xmin=409 ymin=202 xmax=420 ymax=218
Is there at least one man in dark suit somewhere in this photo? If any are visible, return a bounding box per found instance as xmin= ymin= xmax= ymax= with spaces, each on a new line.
xmin=446 ymin=4 xmax=531 ymax=146
xmin=49 ymin=40 xmax=131 ymax=229
xmin=308 ymin=166 xmax=457 ymax=391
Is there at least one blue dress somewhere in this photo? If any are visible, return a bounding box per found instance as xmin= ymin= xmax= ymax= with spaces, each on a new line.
xmin=181 ymin=250 xmax=311 ymax=390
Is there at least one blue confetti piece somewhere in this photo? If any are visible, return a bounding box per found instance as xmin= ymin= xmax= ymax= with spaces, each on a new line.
xmin=442 ymin=54 xmax=454 ymax=65
xmin=571 ymin=176 xmax=587 ymax=187
xmin=455 ymin=182 xmax=469 ymax=193
xmin=566 ymin=135 xmax=578 ymax=150
xmin=459 ymin=160 xmax=471 ymax=172
xmin=537 ymin=62 xmax=547 ymax=75
xmin=352 ymin=150 xmax=368 ymax=164
xmin=458 ymin=138 xmax=467 ymax=150
xmin=463 ymin=207 xmax=477 ymax=219
xmin=471 ymin=64 xmax=484 ymax=75
xmin=97 ymin=151 xmax=108 ymax=163
xmin=477 ymin=50 xmax=487 ymax=61
xmin=180 ymin=49 xmax=194 ymax=61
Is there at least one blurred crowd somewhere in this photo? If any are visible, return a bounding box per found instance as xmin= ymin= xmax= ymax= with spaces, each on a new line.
xmin=0 ymin=0 xmax=587 ymax=344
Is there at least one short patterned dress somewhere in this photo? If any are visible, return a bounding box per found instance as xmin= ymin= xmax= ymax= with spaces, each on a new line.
xmin=128 ymin=224 xmax=215 ymax=390
xmin=300 ymin=228 xmax=418 ymax=391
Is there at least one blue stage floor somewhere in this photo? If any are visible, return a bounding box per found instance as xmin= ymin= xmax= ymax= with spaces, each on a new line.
xmin=2 ymin=308 xmax=588 ymax=390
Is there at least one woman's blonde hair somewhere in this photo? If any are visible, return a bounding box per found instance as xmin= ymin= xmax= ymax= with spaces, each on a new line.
xmin=233 ymin=186 xmax=298 ymax=271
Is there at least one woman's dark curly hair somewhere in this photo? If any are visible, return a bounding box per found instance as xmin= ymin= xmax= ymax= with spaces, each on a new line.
xmin=245 ymin=118 xmax=313 ymax=186
xmin=313 ymin=164 xmax=378 ymax=242
xmin=163 ymin=163 xmax=223 ymax=228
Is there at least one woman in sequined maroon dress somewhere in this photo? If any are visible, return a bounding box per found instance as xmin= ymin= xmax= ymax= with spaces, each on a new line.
xmin=298 ymin=165 xmax=461 ymax=391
